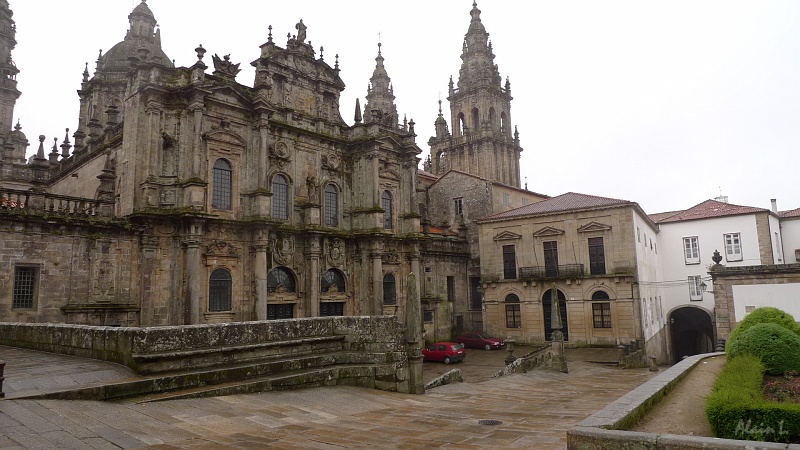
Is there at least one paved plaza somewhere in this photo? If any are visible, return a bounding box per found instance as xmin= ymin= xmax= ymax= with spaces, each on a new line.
xmin=0 ymin=346 xmax=657 ymax=449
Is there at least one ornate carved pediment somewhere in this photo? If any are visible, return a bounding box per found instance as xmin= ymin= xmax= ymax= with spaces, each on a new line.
xmin=577 ymin=221 xmax=612 ymax=233
xmin=381 ymin=240 xmax=401 ymax=264
xmin=533 ymin=226 xmax=565 ymax=237
xmin=212 ymin=54 xmax=242 ymax=79
xmin=493 ymin=230 xmax=522 ymax=241
xmin=379 ymin=168 xmax=401 ymax=182
xmin=206 ymin=240 xmax=239 ymax=257
xmin=203 ymin=129 xmax=246 ymax=153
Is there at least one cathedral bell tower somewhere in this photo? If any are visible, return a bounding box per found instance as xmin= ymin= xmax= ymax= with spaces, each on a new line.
xmin=0 ymin=0 xmax=21 ymax=143
xmin=428 ymin=1 xmax=522 ymax=187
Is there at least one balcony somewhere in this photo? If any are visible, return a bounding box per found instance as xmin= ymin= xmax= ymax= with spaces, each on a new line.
xmin=519 ymin=264 xmax=585 ymax=280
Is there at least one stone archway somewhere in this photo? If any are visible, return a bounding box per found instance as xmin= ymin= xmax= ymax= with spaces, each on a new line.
xmin=669 ymin=306 xmax=714 ymax=364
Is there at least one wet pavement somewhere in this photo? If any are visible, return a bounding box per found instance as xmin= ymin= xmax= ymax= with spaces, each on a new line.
xmin=0 ymin=345 xmax=656 ymax=449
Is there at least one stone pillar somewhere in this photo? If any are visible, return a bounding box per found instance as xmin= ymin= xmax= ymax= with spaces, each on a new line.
xmin=371 ymin=240 xmax=383 ymax=315
xmin=184 ymin=221 xmax=203 ymax=324
xmin=140 ymin=234 xmax=159 ymax=326
xmin=306 ymin=235 xmax=321 ymax=317
xmin=405 ymin=272 xmax=424 ymax=394
xmin=146 ymin=101 xmax=162 ymax=177
xmin=359 ymin=244 xmax=369 ymax=315
xmin=254 ymin=229 xmax=269 ymax=321
xmin=190 ymin=104 xmax=204 ymax=178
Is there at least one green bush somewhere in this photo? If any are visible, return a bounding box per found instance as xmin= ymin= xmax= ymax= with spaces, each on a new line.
xmin=727 ymin=307 xmax=800 ymax=351
xmin=706 ymin=354 xmax=800 ymax=443
xmin=727 ymin=323 xmax=800 ymax=375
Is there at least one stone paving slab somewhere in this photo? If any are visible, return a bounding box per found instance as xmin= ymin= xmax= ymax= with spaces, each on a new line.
xmin=0 ymin=345 xmax=659 ymax=449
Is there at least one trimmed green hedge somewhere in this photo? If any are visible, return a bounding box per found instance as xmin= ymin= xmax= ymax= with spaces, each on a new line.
xmin=727 ymin=323 xmax=800 ymax=375
xmin=727 ymin=307 xmax=800 ymax=352
xmin=706 ymin=354 xmax=800 ymax=443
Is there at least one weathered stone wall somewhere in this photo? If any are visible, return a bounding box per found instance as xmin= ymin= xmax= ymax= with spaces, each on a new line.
xmin=0 ymin=316 xmax=409 ymax=390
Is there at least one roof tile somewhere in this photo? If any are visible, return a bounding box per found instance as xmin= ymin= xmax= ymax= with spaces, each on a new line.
xmin=656 ymin=199 xmax=767 ymax=223
xmin=480 ymin=192 xmax=630 ymax=221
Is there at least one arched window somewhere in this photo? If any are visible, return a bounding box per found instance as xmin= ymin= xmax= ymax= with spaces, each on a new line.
xmin=267 ymin=267 xmax=295 ymax=293
xmin=505 ymin=294 xmax=521 ymax=328
xmin=457 ymin=112 xmax=466 ymax=136
xmin=542 ymin=289 xmax=569 ymax=340
xmin=471 ymin=107 xmax=480 ymax=131
xmin=591 ymin=290 xmax=611 ymax=328
xmin=324 ymin=184 xmax=338 ymax=226
xmin=209 ymin=269 xmax=232 ymax=311
xmin=489 ymin=107 xmax=496 ymax=130
xmin=591 ymin=290 xmax=610 ymax=300
xmin=382 ymin=190 xmax=393 ymax=229
xmin=500 ymin=112 xmax=508 ymax=137
xmin=212 ymin=159 xmax=232 ymax=210
xmin=321 ymin=269 xmax=345 ymax=293
xmin=383 ymin=273 xmax=397 ymax=305
xmin=272 ymin=174 xmax=289 ymax=220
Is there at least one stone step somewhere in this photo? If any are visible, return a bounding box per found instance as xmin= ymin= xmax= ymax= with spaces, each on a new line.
xmin=8 ymin=351 xmax=400 ymax=401
xmin=130 ymin=363 xmax=384 ymax=403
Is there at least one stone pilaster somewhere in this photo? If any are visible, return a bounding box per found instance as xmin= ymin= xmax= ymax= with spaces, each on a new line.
xmin=184 ymin=220 xmax=203 ymax=324
xmin=306 ymin=235 xmax=321 ymax=317
xmin=371 ymin=240 xmax=383 ymax=315
xmin=253 ymin=229 xmax=269 ymax=320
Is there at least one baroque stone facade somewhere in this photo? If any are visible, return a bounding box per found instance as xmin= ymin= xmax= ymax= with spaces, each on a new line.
xmin=0 ymin=1 xmax=527 ymax=342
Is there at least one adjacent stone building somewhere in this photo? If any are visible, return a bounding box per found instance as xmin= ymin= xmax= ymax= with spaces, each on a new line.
xmin=475 ymin=192 xmax=669 ymax=362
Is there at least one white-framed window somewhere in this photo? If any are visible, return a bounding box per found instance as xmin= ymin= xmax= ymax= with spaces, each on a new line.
xmin=454 ymin=198 xmax=463 ymax=216
xmin=689 ymin=275 xmax=703 ymax=301
xmin=683 ymin=236 xmax=700 ymax=264
xmin=723 ymin=233 xmax=742 ymax=262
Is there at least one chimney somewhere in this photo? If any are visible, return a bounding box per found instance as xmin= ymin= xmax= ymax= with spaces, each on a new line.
xmin=771 ymin=199 xmax=777 ymax=213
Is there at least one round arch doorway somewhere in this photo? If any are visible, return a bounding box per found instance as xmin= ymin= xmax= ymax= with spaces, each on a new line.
xmin=669 ymin=306 xmax=714 ymax=364
xmin=542 ymin=289 xmax=568 ymax=341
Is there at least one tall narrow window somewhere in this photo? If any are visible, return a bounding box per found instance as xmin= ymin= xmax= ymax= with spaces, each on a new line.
xmin=688 ymin=275 xmax=703 ymax=301
xmin=592 ymin=303 xmax=611 ymax=328
xmin=209 ymin=269 xmax=232 ymax=311
xmin=471 ymin=107 xmax=480 ymax=131
xmin=723 ymin=233 xmax=742 ymax=261
xmin=382 ymin=190 xmax=393 ymax=229
xmin=272 ymin=174 xmax=289 ymax=220
xmin=12 ymin=266 xmax=37 ymax=309
xmin=447 ymin=276 xmax=455 ymax=301
xmin=324 ymin=184 xmax=338 ymax=226
xmin=683 ymin=236 xmax=700 ymax=264
xmin=212 ymin=159 xmax=232 ymax=210
xmin=775 ymin=232 xmax=783 ymax=261
xmin=588 ymin=237 xmax=606 ymax=275
xmin=502 ymin=245 xmax=517 ymax=279
xmin=543 ymin=241 xmax=559 ymax=277
xmin=383 ymin=273 xmax=396 ymax=305
xmin=469 ymin=277 xmax=482 ymax=310
xmin=454 ymin=198 xmax=463 ymax=217
xmin=505 ymin=294 xmax=521 ymax=328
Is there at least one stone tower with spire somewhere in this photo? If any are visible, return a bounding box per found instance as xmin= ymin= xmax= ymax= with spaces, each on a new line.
xmin=0 ymin=1 xmax=20 ymax=140
xmin=428 ymin=1 xmax=522 ymax=188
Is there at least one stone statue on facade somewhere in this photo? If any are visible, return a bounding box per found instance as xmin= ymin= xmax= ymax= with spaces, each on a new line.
xmin=295 ymin=20 xmax=307 ymax=43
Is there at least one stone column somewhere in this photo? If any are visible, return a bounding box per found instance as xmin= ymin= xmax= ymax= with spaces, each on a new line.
xmin=254 ymin=229 xmax=269 ymax=321
xmin=140 ymin=234 xmax=159 ymax=326
xmin=146 ymin=101 xmax=162 ymax=177
xmin=184 ymin=221 xmax=203 ymax=324
xmin=371 ymin=240 xmax=383 ymax=315
xmin=405 ymin=272 xmax=424 ymax=394
xmin=359 ymin=243 xmax=369 ymax=315
xmin=306 ymin=235 xmax=321 ymax=317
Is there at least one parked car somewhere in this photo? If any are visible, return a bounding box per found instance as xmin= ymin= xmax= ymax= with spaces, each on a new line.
xmin=456 ymin=332 xmax=505 ymax=350
xmin=422 ymin=342 xmax=465 ymax=364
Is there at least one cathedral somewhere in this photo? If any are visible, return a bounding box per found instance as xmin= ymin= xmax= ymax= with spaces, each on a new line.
xmin=0 ymin=1 xmax=525 ymax=341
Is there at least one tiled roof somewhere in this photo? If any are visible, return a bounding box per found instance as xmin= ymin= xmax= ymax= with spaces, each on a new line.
xmin=479 ymin=192 xmax=631 ymax=221
xmin=780 ymin=208 xmax=800 ymax=219
xmin=656 ymin=199 xmax=767 ymax=223
xmin=649 ymin=210 xmax=683 ymax=223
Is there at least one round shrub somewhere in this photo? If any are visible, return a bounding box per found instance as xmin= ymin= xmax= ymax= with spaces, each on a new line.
xmin=726 ymin=307 xmax=800 ymax=352
xmin=727 ymin=322 xmax=800 ymax=375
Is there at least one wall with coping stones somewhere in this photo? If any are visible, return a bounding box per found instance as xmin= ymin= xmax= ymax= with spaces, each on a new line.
xmin=567 ymin=352 xmax=800 ymax=449
xmin=0 ymin=316 xmax=409 ymax=387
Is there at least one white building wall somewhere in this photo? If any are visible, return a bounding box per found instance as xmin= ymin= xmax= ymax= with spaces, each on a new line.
xmin=632 ymin=210 xmax=664 ymax=341
xmin=656 ymin=214 xmax=759 ymax=321
xmin=781 ymin=218 xmax=800 ymax=264
xmin=733 ymin=284 xmax=800 ymax=320
xmin=768 ymin=214 xmax=785 ymax=264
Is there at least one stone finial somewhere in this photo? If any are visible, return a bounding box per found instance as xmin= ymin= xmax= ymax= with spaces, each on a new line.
xmin=60 ymin=128 xmax=72 ymax=158
xmin=354 ymin=98 xmax=362 ymax=123
xmin=195 ymin=44 xmax=206 ymax=61
xmin=82 ymin=62 xmax=89 ymax=82
xmin=49 ymin=137 xmax=59 ymax=163
xmin=267 ymin=25 xmax=273 ymax=43
xmin=319 ymin=46 xmax=324 ymax=60
xmin=334 ymin=54 xmax=339 ymax=71
xmin=35 ymin=135 xmax=46 ymax=160
xmin=711 ymin=250 xmax=723 ymax=266
xmin=408 ymin=118 xmax=415 ymax=135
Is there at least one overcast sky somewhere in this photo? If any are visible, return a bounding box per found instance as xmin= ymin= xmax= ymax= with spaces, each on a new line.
xmin=9 ymin=0 xmax=800 ymax=215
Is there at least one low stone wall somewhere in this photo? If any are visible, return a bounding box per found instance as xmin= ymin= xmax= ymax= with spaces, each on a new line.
xmin=0 ymin=316 xmax=407 ymax=375
xmin=567 ymin=352 xmax=800 ymax=449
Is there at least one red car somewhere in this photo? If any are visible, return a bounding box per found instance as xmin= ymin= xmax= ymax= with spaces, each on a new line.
xmin=457 ymin=332 xmax=506 ymax=350
xmin=422 ymin=342 xmax=465 ymax=364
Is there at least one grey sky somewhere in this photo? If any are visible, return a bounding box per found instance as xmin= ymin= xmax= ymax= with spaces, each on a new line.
xmin=10 ymin=0 xmax=800 ymax=215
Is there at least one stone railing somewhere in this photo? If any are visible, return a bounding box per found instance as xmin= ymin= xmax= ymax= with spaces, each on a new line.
xmin=492 ymin=344 xmax=554 ymax=377
xmin=0 ymin=188 xmax=113 ymax=218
